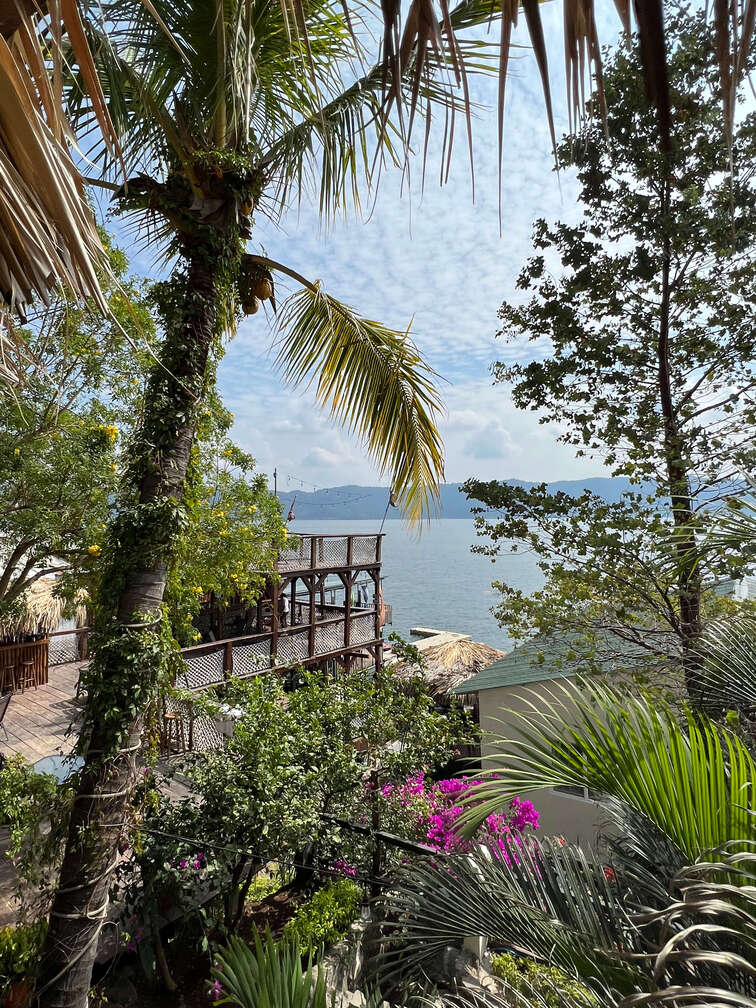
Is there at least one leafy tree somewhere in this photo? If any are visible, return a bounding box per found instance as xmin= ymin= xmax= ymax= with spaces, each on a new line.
xmin=0 ymin=237 xmax=152 ymax=629
xmin=165 ymin=398 xmax=285 ymax=645
xmin=38 ymin=0 xmax=503 ymax=998
xmin=118 ymin=666 xmax=470 ymax=950
xmin=467 ymin=12 xmax=756 ymax=696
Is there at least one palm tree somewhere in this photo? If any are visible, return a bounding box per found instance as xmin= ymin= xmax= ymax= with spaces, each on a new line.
xmin=382 ymin=630 xmax=756 ymax=1006
xmin=32 ymin=1 xmax=514 ymax=1003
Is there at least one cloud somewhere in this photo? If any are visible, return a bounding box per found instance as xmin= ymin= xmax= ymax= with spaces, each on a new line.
xmin=109 ymin=0 xmax=625 ymax=492
xmin=301 ymin=447 xmax=346 ymax=469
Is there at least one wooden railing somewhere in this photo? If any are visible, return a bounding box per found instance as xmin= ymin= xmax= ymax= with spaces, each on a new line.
xmin=175 ymin=609 xmax=378 ymax=691
xmin=277 ymin=533 xmax=383 ymax=573
xmin=48 ymin=627 xmax=89 ymax=666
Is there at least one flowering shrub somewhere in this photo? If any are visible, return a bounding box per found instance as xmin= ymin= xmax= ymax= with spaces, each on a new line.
xmin=378 ymin=773 xmax=539 ymax=860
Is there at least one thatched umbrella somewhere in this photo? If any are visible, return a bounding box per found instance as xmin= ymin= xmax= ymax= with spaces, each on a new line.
xmin=0 ymin=577 xmax=87 ymax=639
xmin=394 ymin=637 xmax=507 ymax=706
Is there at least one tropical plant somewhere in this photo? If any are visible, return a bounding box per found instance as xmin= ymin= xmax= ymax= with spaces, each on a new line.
xmin=379 ymin=656 xmax=756 ymax=1007
xmin=0 ymin=920 xmax=48 ymax=997
xmin=211 ymin=931 xmax=327 ymax=1008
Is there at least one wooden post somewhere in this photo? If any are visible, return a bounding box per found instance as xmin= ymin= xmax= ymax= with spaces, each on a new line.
xmin=347 ymin=535 xmax=354 ymax=567
xmin=224 ymin=640 xmax=233 ymax=679
xmin=272 ymin=581 xmax=279 ymax=657
xmin=310 ymin=534 xmax=317 ymax=571
xmin=79 ymin=629 xmax=88 ymax=660
xmin=308 ymin=576 xmax=316 ymax=658
xmin=343 ymin=571 xmax=352 ymax=664
xmin=376 ymin=534 xmax=382 ymax=565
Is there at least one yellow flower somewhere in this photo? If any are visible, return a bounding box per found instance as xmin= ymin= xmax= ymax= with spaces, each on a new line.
xmin=247 ymin=506 xmax=256 ymax=514
xmin=282 ymin=528 xmax=288 ymax=539
xmin=13 ymin=448 xmax=20 ymax=456
xmin=192 ymin=633 xmax=201 ymax=643
xmin=110 ymin=464 xmax=118 ymax=473
xmin=132 ymin=378 xmax=139 ymax=386
xmin=87 ymin=544 xmax=101 ymax=556
xmin=192 ymin=586 xmax=204 ymax=595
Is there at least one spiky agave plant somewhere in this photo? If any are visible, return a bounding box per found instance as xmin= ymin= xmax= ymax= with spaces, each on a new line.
xmin=212 ymin=931 xmax=328 ymax=1008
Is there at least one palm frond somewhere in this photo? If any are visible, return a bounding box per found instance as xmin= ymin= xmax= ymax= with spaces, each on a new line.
xmin=380 ymin=840 xmax=645 ymax=996
xmin=274 ymin=281 xmax=444 ymax=525
xmin=695 ymin=618 xmax=756 ymax=720
xmin=458 ymin=680 xmax=756 ymax=860
xmin=0 ymin=7 xmax=111 ymax=349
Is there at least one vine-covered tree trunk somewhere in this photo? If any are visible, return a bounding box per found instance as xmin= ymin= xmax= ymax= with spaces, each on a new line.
xmin=657 ymin=184 xmax=703 ymax=701
xmin=37 ymin=237 xmax=233 ymax=1008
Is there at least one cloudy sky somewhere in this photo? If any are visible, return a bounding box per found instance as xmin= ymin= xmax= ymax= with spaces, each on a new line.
xmin=117 ymin=0 xmax=625 ymax=493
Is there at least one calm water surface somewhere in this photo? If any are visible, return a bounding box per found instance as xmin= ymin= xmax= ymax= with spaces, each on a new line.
xmin=289 ymin=519 xmax=543 ymax=651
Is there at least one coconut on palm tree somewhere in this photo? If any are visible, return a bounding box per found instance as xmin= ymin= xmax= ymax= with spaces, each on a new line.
xmin=32 ymin=0 xmax=517 ymax=1003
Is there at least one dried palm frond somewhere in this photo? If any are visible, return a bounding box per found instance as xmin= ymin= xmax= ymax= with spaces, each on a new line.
xmin=0 ymin=0 xmax=119 ymax=378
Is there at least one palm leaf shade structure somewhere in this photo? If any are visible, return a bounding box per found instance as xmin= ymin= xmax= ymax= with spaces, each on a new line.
xmin=0 ymin=0 xmax=120 ymax=380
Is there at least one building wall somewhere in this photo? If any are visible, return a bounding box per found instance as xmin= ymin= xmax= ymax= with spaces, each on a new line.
xmin=477 ymin=680 xmax=612 ymax=848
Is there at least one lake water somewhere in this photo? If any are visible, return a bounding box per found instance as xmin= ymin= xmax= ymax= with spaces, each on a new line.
xmin=289 ymin=519 xmax=544 ymax=651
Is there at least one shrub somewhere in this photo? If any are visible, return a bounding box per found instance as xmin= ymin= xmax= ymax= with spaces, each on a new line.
xmin=282 ymin=880 xmax=361 ymax=954
xmin=490 ymin=952 xmax=596 ymax=1008
xmin=0 ymin=921 xmax=48 ymax=994
xmin=0 ymin=756 xmax=56 ymax=846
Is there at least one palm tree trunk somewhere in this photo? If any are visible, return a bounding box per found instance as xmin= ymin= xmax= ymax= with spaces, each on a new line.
xmin=37 ymin=243 xmax=228 ymax=1008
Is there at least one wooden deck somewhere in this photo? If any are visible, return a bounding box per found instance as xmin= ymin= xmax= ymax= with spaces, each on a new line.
xmin=1 ymin=660 xmax=83 ymax=764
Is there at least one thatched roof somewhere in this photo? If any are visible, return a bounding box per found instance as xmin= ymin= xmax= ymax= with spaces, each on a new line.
xmin=395 ymin=637 xmax=508 ymax=701
xmin=0 ymin=579 xmax=87 ymax=637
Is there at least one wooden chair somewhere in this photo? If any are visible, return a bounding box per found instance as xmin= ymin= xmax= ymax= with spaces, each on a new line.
xmin=0 ymin=691 xmax=11 ymax=740
xmin=0 ymin=663 xmax=15 ymax=694
xmin=17 ymin=659 xmax=37 ymax=693
xmin=162 ymin=711 xmax=186 ymax=755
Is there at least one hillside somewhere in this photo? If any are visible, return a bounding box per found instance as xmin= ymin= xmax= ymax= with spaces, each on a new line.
xmin=277 ymin=478 xmax=639 ymax=520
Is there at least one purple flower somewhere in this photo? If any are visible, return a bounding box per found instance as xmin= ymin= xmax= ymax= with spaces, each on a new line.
xmin=179 ymin=858 xmax=188 ymax=869
xmin=210 ymin=979 xmax=224 ymax=1001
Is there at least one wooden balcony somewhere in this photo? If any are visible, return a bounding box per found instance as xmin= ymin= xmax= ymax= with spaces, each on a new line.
xmin=277 ymin=533 xmax=383 ymax=573
xmin=175 ymin=606 xmax=379 ymax=691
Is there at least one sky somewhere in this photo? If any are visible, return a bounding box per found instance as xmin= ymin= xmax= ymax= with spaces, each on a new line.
xmin=113 ymin=0 xmax=625 ymax=493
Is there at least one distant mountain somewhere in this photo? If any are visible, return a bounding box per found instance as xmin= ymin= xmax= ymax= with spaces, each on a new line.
xmin=277 ymin=478 xmax=640 ymax=520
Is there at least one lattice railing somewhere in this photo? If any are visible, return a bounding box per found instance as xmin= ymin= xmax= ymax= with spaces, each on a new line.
xmin=176 ymin=647 xmax=225 ymax=690
xmin=350 ymin=615 xmax=374 ymax=645
xmin=275 ymin=628 xmax=309 ymax=665
xmin=352 ymin=536 xmax=378 ymax=565
xmin=48 ymin=633 xmax=81 ymax=666
xmin=314 ymin=620 xmax=344 ymax=654
xmin=277 ymin=534 xmax=380 ymax=572
xmin=233 ymin=639 xmax=272 ymax=677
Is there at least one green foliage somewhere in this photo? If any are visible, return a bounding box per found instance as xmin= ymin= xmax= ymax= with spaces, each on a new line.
xmin=212 ymin=931 xmax=327 ymax=1008
xmin=490 ymin=952 xmax=597 ymax=1007
xmin=0 ymin=232 xmax=155 ymax=629
xmin=0 ymin=920 xmax=48 ymax=993
xmin=127 ymin=667 xmax=470 ymax=936
xmin=0 ymin=756 xmax=57 ymax=850
xmin=166 ymin=395 xmax=285 ymax=645
xmin=466 ymin=11 xmax=756 ymax=677
xmin=282 ymin=880 xmax=361 ymax=954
